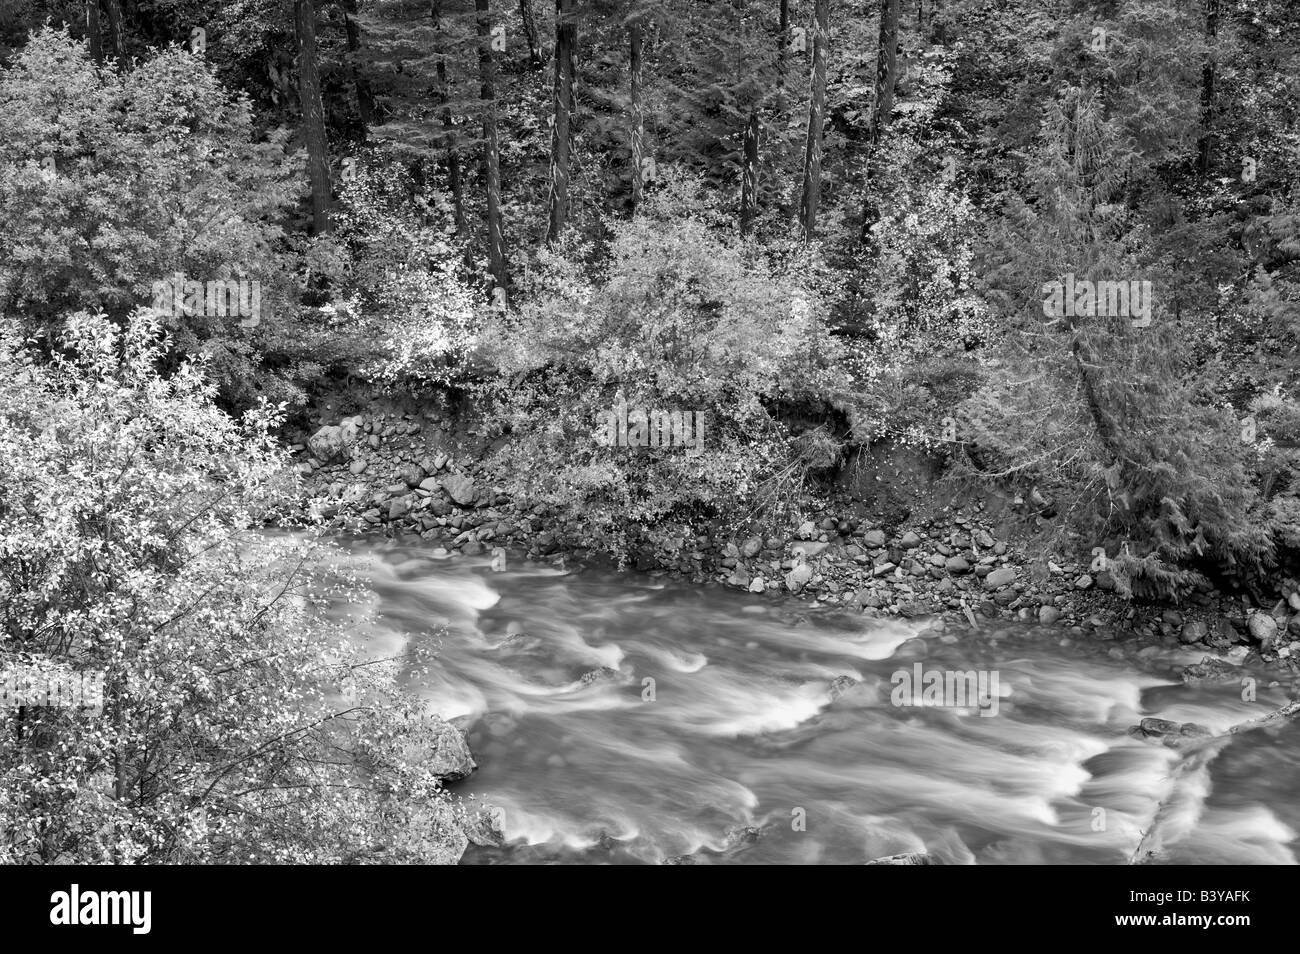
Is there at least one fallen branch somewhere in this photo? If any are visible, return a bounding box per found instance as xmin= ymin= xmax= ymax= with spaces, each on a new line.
xmin=1129 ymin=699 xmax=1300 ymax=864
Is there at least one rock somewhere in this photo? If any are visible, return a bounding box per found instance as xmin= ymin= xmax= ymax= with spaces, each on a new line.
xmin=785 ymin=564 xmax=814 ymax=592
xmin=1248 ymin=611 xmax=1279 ymax=648
xmin=580 ymin=667 xmax=621 ymax=686
xmin=829 ymin=676 xmax=858 ymax=701
xmin=400 ymin=715 xmax=476 ymax=783
xmin=400 ymin=463 xmax=427 ymax=488
xmin=945 ymin=556 xmax=971 ymax=575
xmin=748 ymin=577 xmax=766 ymax=594
xmin=727 ymin=570 xmax=750 ymax=588
xmin=1161 ymin=609 xmax=1183 ymax=628
xmin=985 ymin=567 xmax=1017 ymax=589
xmin=741 ymin=536 xmax=764 ymax=558
xmin=461 ymin=806 xmax=506 ymax=848
xmin=900 ymin=531 xmax=922 ymax=549
xmin=797 ymin=520 xmax=816 ymax=538
xmin=1038 ymin=605 xmax=1062 ymax=625
xmin=1095 ymin=570 xmax=1116 ymax=591
xmin=867 ymin=850 xmax=937 ymax=865
xmin=442 ymin=474 xmax=477 ymax=507
xmin=388 ymin=497 xmax=411 ymax=521
xmin=974 ymin=530 xmax=995 ymax=548
xmin=898 ymin=600 xmax=932 ymax=619
xmin=1180 ymin=620 xmax=1209 ymax=644
xmin=1290 ymin=592 xmax=1300 ymax=612
xmin=1074 ymin=574 xmax=1093 ymax=590
xmin=349 ymin=459 xmax=368 ymax=475
xmin=307 ymin=420 xmax=358 ymax=463
xmin=418 ymin=476 xmax=441 ymax=492
xmin=1137 ymin=717 xmax=1181 ymax=738
xmin=863 ymin=529 xmax=887 ymax=548
xmin=462 ymin=540 xmax=484 ymax=556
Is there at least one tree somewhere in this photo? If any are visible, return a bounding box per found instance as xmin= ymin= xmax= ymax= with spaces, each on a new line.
xmin=1196 ymin=0 xmax=1219 ymax=176
xmin=294 ymin=0 xmax=332 ymax=233
xmin=520 ymin=0 xmax=543 ymax=69
xmin=629 ymin=14 xmax=646 ymax=211
xmin=860 ymin=0 xmax=898 ymax=242
xmin=0 ymin=312 xmax=472 ymax=864
xmin=477 ymin=0 xmax=510 ymax=296
xmin=799 ymin=0 xmax=829 ymax=239
xmin=340 ymin=0 xmax=376 ymax=132
xmin=546 ymin=0 xmax=577 ymax=243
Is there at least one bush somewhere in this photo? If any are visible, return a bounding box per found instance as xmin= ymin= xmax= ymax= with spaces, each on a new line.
xmin=0 ymin=312 xmax=465 ymax=863
xmin=473 ymin=174 xmax=845 ymax=555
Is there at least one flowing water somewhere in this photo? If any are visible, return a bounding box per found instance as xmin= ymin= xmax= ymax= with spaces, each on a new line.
xmin=326 ymin=538 xmax=1300 ymax=865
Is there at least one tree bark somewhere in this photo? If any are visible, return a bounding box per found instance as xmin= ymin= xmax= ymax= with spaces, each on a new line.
xmin=741 ymin=107 xmax=760 ymax=235
xmin=87 ymin=0 xmax=103 ymax=63
xmin=798 ymin=0 xmax=829 ymax=240
xmin=546 ymin=0 xmax=577 ymax=243
xmin=294 ymin=0 xmax=332 ymax=234
xmin=629 ymin=18 xmax=645 ymax=211
xmin=341 ymin=0 xmax=376 ymax=132
xmin=778 ymin=0 xmax=789 ymax=81
xmin=1196 ymin=0 xmax=1220 ymax=177
xmin=520 ymin=0 xmax=544 ymax=69
xmin=477 ymin=0 xmax=510 ymax=295
xmin=860 ymin=0 xmax=899 ymax=242
xmin=432 ymin=1 xmax=467 ymax=238
xmin=103 ymin=0 xmax=126 ymax=61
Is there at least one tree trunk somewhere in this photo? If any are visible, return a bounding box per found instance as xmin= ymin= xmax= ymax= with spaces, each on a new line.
xmin=1196 ymin=0 xmax=1220 ymax=177
xmin=341 ymin=0 xmax=376 ymax=132
xmin=477 ymin=0 xmax=510 ymax=295
xmin=294 ymin=0 xmax=332 ymax=234
xmin=432 ymin=1 xmax=467 ymax=238
xmin=103 ymin=0 xmax=126 ymax=61
xmin=629 ymin=19 xmax=645 ymax=211
xmin=547 ymin=0 xmax=577 ymax=243
xmin=87 ymin=0 xmax=103 ymax=63
xmin=741 ymin=107 xmax=760 ymax=235
xmin=799 ymin=0 xmax=829 ymax=240
xmin=860 ymin=0 xmax=899 ymax=242
xmin=519 ymin=0 xmax=544 ymax=69
xmin=778 ymin=0 xmax=789 ymax=81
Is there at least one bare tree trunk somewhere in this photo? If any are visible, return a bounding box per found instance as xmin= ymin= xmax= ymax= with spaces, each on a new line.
xmin=546 ymin=0 xmax=576 ymax=243
xmin=629 ymin=18 xmax=645 ymax=210
xmin=520 ymin=0 xmax=544 ymax=69
xmin=798 ymin=0 xmax=829 ymax=240
xmin=432 ymin=1 xmax=467 ymax=238
xmin=778 ymin=0 xmax=789 ymax=80
xmin=741 ymin=107 xmax=760 ymax=235
xmin=86 ymin=0 xmax=103 ymax=63
xmin=103 ymin=0 xmax=126 ymax=61
xmin=859 ymin=0 xmax=899 ymax=242
xmin=295 ymin=0 xmax=332 ymax=234
xmin=1196 ymin=0 xmax=1220 ymax=177
xmin=477 ymin=0 xmax=510 ymax=295
xmin=341 ymin=0 xmax=376 ymax=132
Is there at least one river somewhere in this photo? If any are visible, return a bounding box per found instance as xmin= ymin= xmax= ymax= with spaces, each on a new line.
xmin=326 ymin=538 xmax=1300 ymax=865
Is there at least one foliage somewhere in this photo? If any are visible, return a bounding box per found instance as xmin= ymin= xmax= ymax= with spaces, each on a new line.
xmin=0 ymin=311 xmax=465 ymax=863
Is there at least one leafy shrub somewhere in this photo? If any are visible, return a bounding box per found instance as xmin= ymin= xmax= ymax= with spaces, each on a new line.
xmin=0 ymin=311 xmax=465 ymax=863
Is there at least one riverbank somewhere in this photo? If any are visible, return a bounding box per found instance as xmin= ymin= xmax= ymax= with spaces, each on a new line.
xmin=288 ymin=388 xmax=1300 ymax=682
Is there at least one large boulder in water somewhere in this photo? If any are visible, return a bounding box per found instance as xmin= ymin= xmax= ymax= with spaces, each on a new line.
xmin=867 ymin=850 xmax=938 ymax=865
xmin=399 ymin=715 xmax=477 ymax=783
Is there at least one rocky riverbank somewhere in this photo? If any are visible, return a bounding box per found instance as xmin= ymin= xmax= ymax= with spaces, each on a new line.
xmin=289 ymin=394 xmax=1300 ymax=685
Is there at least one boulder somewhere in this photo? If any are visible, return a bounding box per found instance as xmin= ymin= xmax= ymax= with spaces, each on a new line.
xmin=985 ymin=567 xmax=1017 ymax=589
xmin=1248 ymin=611 xmax=1279 ymax=648
xmin=443 ymin=474 xmax=477 ymax=507
xmin=399 ymin=715 xmax=476 ymax=783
